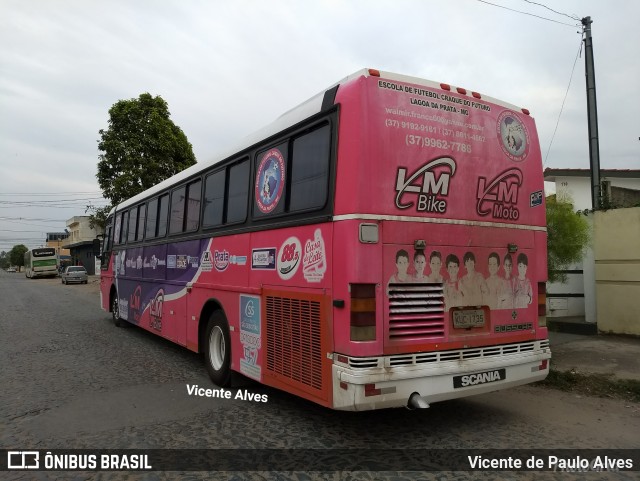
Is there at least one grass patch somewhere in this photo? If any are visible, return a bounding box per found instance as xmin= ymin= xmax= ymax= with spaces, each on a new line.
xmin=535 ymin=369 xmax=640 ymax=403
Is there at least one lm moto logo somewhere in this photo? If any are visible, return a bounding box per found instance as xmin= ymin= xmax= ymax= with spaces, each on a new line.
xmin=476 ymin=168 xmax=523 ymax=220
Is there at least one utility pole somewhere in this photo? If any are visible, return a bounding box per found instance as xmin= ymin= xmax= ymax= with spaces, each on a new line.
xmin=582 ymin=16 xmax=601 ymax=210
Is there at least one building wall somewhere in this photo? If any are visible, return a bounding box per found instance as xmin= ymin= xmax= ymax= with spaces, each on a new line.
xmin=555 ymin=176 xmax=640 ymax=210
xmin=548 ymin=175 xmax=640 ymax=324
xmin=546 ymin=180 xmax=590 ymax=319
xmin=45 ymin=241 xmax=70 ymax=258
xmin=61 ymin=216 xmax=103 ymax=274
xmin=594 ymin=207 xmax=640 ymax=335
xmin=610 ymin=186 xmax=640 ymax=207
xmin=64 ymin=216 xmax=101 ymax=245
xmin=555 ymin=177 xmax=592 ymax=210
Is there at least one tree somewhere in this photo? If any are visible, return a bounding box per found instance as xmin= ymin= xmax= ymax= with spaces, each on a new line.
xmin=546 ymin=195 xmax=590 ymax=284
xmin=85 ymin=204 xmax=111 ymax=231
xmin=95 ymin=93 xmax=197 ymax=226
xmin=0 ymin=251 xmax=9 ymax=269
xmin=9 ymin=244 xmax=28 ymax=271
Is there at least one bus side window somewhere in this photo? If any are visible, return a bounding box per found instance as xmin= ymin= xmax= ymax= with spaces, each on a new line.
xmin=102 ymin=220 xmax=113 ymax=269
xmin=253 ymin=143 xmax=288 ymax=218
xmin=121 ymin=210 xmax=129 ymax=244
xmin=169 ymin=179 xmax=202 ymax=234
xmin=137 ymin=204 xmax=146 ymax=241
xmin=127 ymin=206 xmax=138 ymax=242
xmin=170 ymin=186 xmax=186 ymax=235
xmin=113 ymin=212 xmax=122 ymax=245
xmin=203 ymin=170 xmax=225 ymax=228
xmin=290 ymin=124 xmax=331 ymax=212
xmin=157 ymin=194 xmax=169 ymax=237
xmin=185 ymin=179 xmax=201 ymax=232
xmin=104 ymin=222 xmax=112 ymax=253
xmin=146 ymin=198 xmax=158 ymax=239
xmin=227 ymin=160 xmax=249 ymax=224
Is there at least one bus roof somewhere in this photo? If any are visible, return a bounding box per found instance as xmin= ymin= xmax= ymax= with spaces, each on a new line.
xmin=111 ymin=69 xmax=528 ymax=215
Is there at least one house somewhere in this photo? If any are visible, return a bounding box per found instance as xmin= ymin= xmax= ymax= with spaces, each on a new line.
xmin=46 ymin=232 xmax=71 ymax=267
xmin=61 ymin=216 xmax=104 ymax=275
xmin=543 ymin=168 xmax=640 ymax=328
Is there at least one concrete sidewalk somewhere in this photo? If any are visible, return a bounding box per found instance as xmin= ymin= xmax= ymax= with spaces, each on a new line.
xmin=549 ymin=330 xmax=640 ymax=381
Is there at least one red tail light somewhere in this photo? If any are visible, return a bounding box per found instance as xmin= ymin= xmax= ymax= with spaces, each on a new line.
xmin=350 ymin=284 xmax=376 ymax=341
xmin=537 ymin=282 xmax=547 ymax=327
xmin=364 ymin=383 xmax=382 ymax=397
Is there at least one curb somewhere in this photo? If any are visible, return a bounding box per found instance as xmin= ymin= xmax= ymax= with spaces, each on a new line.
xmin=547 ymin=318 xmax=598 ymax=335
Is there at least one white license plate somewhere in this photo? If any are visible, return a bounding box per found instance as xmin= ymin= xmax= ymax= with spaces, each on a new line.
xmin=453 ymin=309 xmax=485 ymax=329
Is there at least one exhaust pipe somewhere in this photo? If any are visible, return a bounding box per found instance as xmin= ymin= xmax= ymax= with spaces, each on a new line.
xmin=407 ymin=392 xmax=430 ymax=409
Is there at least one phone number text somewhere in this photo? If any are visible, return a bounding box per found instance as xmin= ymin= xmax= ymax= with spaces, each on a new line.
xmin=406 ymin=135 xmax=472 ymax=153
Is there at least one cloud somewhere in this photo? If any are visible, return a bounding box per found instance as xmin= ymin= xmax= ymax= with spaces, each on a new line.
xmin=1 ymin=0 xmax=638 ymax=248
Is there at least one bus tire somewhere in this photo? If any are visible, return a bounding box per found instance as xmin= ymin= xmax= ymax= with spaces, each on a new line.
xmin=112 ymin=290 xmax=125 ymax=327
xmin=204 ymin=310 xmax=232 ymax=387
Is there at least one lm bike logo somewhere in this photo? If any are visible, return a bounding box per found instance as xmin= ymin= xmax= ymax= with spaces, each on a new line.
xmin=395 ymin=156 xmax=456 ymax=213
xmin=476 ymin=168 xmax=523 ymax=220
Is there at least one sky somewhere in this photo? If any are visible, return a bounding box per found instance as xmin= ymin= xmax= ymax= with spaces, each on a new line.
xmin=1 ymin=0 xmax=639 ymax=252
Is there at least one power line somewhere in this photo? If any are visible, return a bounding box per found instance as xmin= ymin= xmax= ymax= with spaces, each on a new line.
xmin=0 ymin=219 xmax=67 ymax=229
xmin=0 ymin=204 xmax=105 ymax=210
xmin=475 ymin=0 xmax=580 ymax=27
xmin=0 ymin=192 xmax=103 ymax=196
xmin=544 ymin=36 xmax=583 ymax=167
xmin=521 ymin=0 xmax=581 ymax=21
xmin=0 ymin=217 xmax=67 ymax=222
xmin=0 ymin=198 xmax=105 ymax=204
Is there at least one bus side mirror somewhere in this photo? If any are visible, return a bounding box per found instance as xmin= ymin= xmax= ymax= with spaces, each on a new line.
xmin=92 ymin=238 xmax=102 ymax=258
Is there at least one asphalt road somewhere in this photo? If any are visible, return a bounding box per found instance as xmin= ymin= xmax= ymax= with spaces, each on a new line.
xmin=1 ymin=271 xmax=638 ymax=480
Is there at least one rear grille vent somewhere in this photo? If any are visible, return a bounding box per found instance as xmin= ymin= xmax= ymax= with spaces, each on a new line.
xmin=387 ymin=283 xmax=445 ymax=340
xmin=342 ymin=341 xmax=542 ymax=369
xmin=348 ymin=357 xmax=379 ymax=369
xmin=266 ymin=296 xmax=323 ymax=391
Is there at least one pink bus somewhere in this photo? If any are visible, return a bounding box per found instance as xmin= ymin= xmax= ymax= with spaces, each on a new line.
xmin=99 ymin=69 xmax=550 ymax=410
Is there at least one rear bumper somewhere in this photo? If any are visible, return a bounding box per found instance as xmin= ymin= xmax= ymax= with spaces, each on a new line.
xmin=64 ymin=277 xmax=87 ymax=283
xmin=332 ymin=340 xmax=550 ymax=411
xmin=32 ymin=269 xmax=58 ymax=278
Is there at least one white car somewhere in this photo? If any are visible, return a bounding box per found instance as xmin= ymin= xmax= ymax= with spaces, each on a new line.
xmin=61 ymin=266 xmax=88 ymax=284
xmin=7 ymin=267 xmax=16 ymax=273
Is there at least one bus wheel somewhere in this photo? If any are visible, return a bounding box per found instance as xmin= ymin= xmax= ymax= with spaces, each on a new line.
xmin=204 ymin=311 xmax=231 ymax=387
xmin=112 ymin=291 xmax=125 ymax=327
